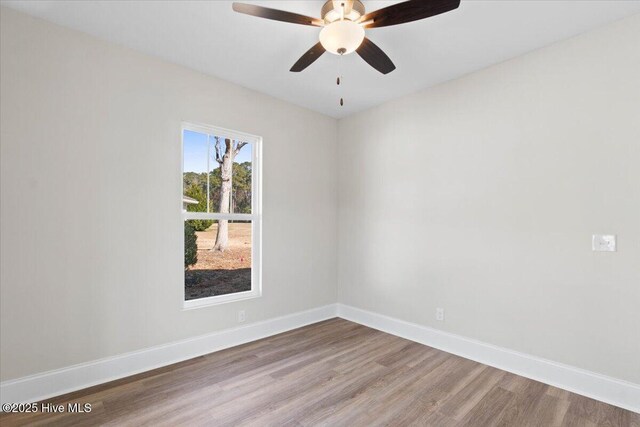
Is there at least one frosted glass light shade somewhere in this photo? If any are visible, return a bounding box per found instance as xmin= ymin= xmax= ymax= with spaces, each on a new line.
xmin=319 ymin=20 xmax=365 ymax=55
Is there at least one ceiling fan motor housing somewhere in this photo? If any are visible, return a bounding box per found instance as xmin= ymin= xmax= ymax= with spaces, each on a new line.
xmin=321 ymin=1 xmax=365 ymax=23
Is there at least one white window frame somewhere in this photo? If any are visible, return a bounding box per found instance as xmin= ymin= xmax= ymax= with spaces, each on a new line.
xmin=181 ymin=122 xmax=262 ymax=309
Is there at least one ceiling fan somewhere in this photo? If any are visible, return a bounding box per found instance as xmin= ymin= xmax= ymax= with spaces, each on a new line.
xmin=232 ymin=0 xmax=461 ymax=75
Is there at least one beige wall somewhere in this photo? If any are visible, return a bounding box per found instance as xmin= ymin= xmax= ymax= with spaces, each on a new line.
xmin=338 ymin=14 xmax=640 ymax=383
xmin=0 ymin=8 xmax=338 ymax=381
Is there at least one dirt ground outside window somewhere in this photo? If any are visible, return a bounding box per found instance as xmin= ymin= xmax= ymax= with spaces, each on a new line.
xmin=185 ymin=222 xmax=251 ymax=300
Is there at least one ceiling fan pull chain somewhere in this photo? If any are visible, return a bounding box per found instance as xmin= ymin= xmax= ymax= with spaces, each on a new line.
xmin=338 ymin=51 xmax=344 ymax=106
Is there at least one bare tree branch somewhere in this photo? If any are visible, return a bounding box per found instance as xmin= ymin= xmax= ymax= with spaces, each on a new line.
xmin=234 ymin=141 xmax=248 ymax=157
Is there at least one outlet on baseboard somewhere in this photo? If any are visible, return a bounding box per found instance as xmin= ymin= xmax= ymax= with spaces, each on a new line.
xmin=436 ymin=308 xmax=444 ymax=322
xmin=238 ymin=310 xmax=246 ymax=323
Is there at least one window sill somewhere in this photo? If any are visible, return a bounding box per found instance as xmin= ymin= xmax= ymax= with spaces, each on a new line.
xmin=182 ymin=289 xmax=261 ymax=310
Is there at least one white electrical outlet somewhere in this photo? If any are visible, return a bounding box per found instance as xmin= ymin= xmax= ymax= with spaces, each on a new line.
xmin=238 ymin=310 xmax=246 ymax=323
xmin=436 ymin=308 xmax=444 ymax=321
xmin=592 ymin=234 xmax=616 ymax=252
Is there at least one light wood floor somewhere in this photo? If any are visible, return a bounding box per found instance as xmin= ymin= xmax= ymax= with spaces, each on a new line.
xmin=2 ymin=318 xmax=638 ymax=426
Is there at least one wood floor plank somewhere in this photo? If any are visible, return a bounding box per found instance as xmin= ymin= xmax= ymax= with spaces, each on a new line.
xmin=494 ymin=379 xmax=548 ymax=426
xmin=380 ymin=358 xmax=482 ymax=426
xmin=527 ymin=393 xmax=571 ymax=427
xmin=1 ymin=318 xmax=637 ymax=427
xmin=459 ymin=385 xmax=517 ymax=426
xmin=352 ymin=355 xmax=470 ymax=426
xmin=564 ymin=393 xmax=639 ymax=427
xmin=438 ymin=364 xmax=506 ymax=420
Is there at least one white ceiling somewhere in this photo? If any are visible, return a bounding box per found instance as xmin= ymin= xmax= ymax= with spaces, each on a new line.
xmin=3 ymin=1 xmax=640 ymax=118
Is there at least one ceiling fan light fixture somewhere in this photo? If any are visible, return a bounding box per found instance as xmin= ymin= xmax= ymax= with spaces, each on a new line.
xmin=319 ymin=20 xmax=365 ymax=55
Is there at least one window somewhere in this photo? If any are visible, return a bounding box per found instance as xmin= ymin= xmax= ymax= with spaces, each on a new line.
xmin=182 ymin=123 xmax=261 ymax=308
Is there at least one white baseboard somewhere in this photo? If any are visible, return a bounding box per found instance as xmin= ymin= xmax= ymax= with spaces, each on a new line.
xmin=337 ymin=303 xmax=640 ymax=414
xmin=0 ymin=304 xmax=338 ymax=405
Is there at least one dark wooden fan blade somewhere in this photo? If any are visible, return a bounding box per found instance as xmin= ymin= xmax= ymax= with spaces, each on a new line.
xmin=232 ymin=3 xmax=323 ymax=27
xmin=290 ymin=42 xmax=326 ymax=72
xmin=359 ymin=0 xmax=460 ymax=29
xmin=356 ymin=38 xmax=396 ymax=74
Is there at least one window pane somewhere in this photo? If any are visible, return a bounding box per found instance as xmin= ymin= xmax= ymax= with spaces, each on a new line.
xmin=183 ymin=130 xmax=214 ymax=213
xmin=183 ymin=130 xmax=253 ymax=214
xmin=184 ymin=220 xmax=252 ymax=300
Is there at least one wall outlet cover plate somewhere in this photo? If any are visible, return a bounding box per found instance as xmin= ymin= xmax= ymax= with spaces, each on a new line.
xmin=592 ymin=234 xmax=616 ymax=252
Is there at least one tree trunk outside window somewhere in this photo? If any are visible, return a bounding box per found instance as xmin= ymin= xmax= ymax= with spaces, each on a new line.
xmin=213 ymin=137 xmax=246 ymax=252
